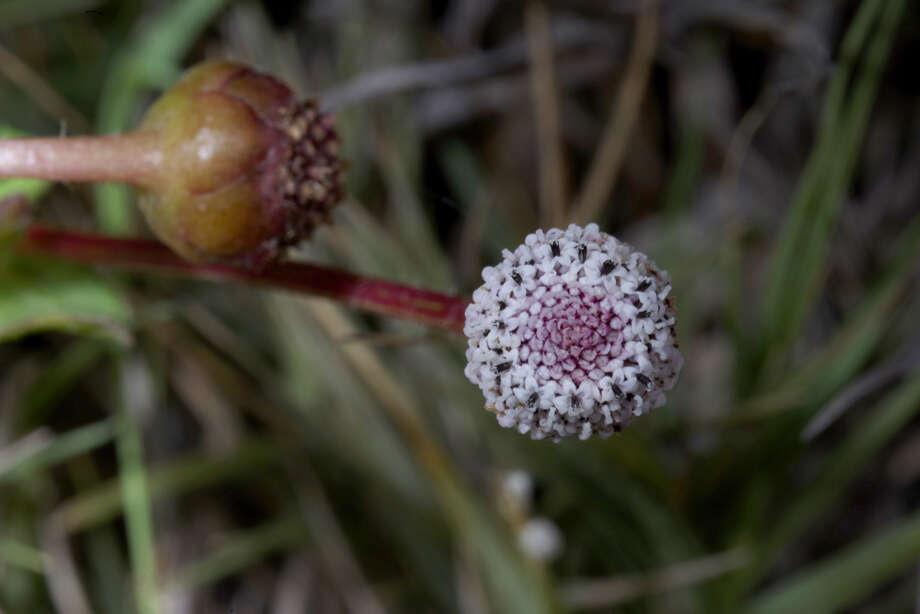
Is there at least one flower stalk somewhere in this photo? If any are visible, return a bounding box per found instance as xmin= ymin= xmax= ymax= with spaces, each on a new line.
xmin=0 ymin=60 xmax=345 ymax=267
xmin=18 ymin=225 xmax=469 ymax=334
xmin=0 ymin=133 xmax=162 ymax=187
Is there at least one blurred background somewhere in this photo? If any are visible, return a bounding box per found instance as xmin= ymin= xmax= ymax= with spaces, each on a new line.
xmin=1 ymin=0 xmax=920 ymax=612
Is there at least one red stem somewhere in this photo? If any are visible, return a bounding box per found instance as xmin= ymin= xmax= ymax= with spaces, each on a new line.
xmin=0 ymin=134 xmax=162 ymax=187
xmin=18 ymin=226 xmax=469 ymax=335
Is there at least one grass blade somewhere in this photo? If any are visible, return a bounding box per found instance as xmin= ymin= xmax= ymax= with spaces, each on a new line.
xmin=759 ymin=0 xmax=907 ymax=365
xmin=768 ymin=373 xmax=920 ymax=559
xmin=0 ymin=419 xmax=115 ymax=485
xmin=55 ymin=439 xmax=279 ymax=534
xmin=746 ymin=508 xmax=920 ymax=614
xmin=739 ymin=212 xmax=920 ymax=419
xmin=114 ymin=358 xmax=158 ymax=614
xmin=165 ymin=516 xmax=309 ymax=591
xmin=0 ymin=538 xmax=45 ymax=574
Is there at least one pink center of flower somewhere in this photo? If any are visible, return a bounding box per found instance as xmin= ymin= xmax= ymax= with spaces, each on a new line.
xmin=520 ymin=289 xmax=623 ymax=385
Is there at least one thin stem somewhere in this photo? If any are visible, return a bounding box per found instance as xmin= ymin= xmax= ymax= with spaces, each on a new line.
xmin=0 ymin=133 xmax=162 ymax=187
xmin=18 ymin=226 xmax=469 ymax=334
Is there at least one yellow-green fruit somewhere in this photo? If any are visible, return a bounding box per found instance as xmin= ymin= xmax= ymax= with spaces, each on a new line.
xmin=136 ymin=60 xmax=343 ymax=267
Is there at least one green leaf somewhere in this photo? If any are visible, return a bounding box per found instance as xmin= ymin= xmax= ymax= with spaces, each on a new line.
xmin=0 ymin=256 xmax=133 ymax=345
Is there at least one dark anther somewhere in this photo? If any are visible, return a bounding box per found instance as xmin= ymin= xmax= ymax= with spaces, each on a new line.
xmin=612 ymin=384 xmax=624 ymax=399
xmin=511 ymin=271 xmax=522 ymax=284
xmin=601 ymin=260 xmax=615 ymax=275
xmin=571 ymin=395 xmax=581 ymax=409
xmin=498 ymin=301 xmax=507 ymax=310
xmin=495 ymin=362 xmax=512 ymax=373
xmin=551 ymin=241 xmax=561 ymax=257
xmin=636 ymin=310 xmax=649 ymax=319
xmin=637 ymin=279 xmax=651 ymax=291
xmin=494 ymin=320 xmax=506 ymax=330
xmin=527 ymin=392 xmax=539 ymax=407
xmin=636 ymin=373 xmax=651 ymax=388
xmin=578 ymin=244 xmax=587 ymax=263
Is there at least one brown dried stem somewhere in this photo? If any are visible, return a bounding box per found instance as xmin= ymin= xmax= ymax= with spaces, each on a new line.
xmin=572 ymin=0 xmax=659 ymax=224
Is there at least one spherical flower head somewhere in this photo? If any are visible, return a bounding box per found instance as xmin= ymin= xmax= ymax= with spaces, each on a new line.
xmin=464 ymin=224 xmax=682 ymax=441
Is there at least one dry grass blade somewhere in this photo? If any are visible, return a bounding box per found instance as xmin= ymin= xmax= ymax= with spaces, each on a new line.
xmin=527 ymin=2 xmax=568 ymax=228
xmin=302 ymin=299 xmax=557 ymax=614
xmin=284 ymin=459 xmax=388 ymax=614
xmin=561 ymin=548 xmax=749 ymax=610
xmin=40 ymin=522 xmax=92 ymax=614
xmin=802 ymin=329 xmax=920 ymax=440
xmin=302 ymin=299 xmax=453 ymax=482
xmin=321 ymin=15 xmax=614 ymax=109
xmin=417 ymin=51 xmax=613 ymax=133
xmin=170 ymin=356 xmax=244 ymax=452
xmin=0 ymin=427 xmax=51 ymax=476
xmin=572 ymin=0 xmax=658 ymax=225
xmin=0 ymin=44 xmax=90 ymax=133
xmin=334 ymin=331 xmax=433 ymax=347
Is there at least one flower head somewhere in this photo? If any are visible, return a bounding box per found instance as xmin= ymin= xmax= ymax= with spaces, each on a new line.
xmin=137 ymin=60 xmax=344 ymax=268
xmin=464 ymin=224 xmax=682 ymax=441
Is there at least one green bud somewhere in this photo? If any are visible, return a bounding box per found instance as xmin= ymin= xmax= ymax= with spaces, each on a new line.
xmin=136 ymin=60 xmax=344 ymax=267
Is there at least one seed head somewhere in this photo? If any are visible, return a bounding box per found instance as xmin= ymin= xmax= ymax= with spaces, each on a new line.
xmin=464 ymin=223 xmax=682 ymax=441
xmin=136 ymin=60 xmax=344 ymax=268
